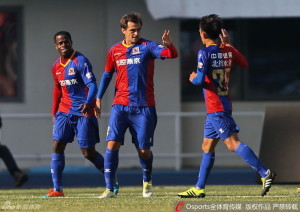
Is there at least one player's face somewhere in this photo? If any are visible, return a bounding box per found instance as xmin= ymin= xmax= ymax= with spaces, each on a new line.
xmin=122 ymin=21 xmax=142 ymax=45
xmin=55 ymin=35 xmax=74 ymax=59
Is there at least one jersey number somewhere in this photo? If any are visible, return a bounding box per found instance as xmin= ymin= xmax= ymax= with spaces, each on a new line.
xmin=212 ymin=68 xmax=230 ymax=96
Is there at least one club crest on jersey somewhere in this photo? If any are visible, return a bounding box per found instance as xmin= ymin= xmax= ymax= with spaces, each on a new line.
xmin=132 ymin=47 xmax=140 ymax=55
xmin=86 ymin=72 xmax=93 ymax=79
xmin=68 ymin=68 xmax=75 ymax=75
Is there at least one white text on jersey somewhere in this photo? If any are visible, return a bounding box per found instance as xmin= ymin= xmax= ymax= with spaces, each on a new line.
xmin=59 ymin=79 xmax=78 ymax=86
xmin=116 ymin=58 xmax=141 ymax=66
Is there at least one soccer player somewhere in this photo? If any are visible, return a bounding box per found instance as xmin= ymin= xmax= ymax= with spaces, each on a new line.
xmin=43 ymin=31 xmax=111 ymax=197
xmin=95 ymin=12 xmax=178 ymax=198
xmin=0 ymin=115 xmax=28 ymax=187
xmin=178 ymin=14 xmax=276 ymax=198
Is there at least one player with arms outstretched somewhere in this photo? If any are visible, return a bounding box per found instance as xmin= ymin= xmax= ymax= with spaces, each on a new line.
xmin=95 ymin=12 xmax=178 ymax=198
xmin=178 ymin=14 xmax=275 ymax=198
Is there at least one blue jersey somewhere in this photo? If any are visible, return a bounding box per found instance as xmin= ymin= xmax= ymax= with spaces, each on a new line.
xmin=196 ymin=44 xmax=248 ymax=113
xmin=52 ymin=51 xmax=96 ymax=116
xmin=104 ymin=39 xmax=178 ymax=106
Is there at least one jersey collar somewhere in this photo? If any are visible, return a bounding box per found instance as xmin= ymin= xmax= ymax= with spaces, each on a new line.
xmin=60 ymin=50 xmax=76 ymax=67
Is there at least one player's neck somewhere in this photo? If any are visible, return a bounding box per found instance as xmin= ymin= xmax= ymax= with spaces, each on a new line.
xmin=61 ymin=50 xmax=75 ymax=60
xmin=205 ymin=39 xmax=219 ymax=47
xmin=123 ymin=39 xmax=138 ymax=47
xmin=60 ymin=50 xmax=76 ymax=66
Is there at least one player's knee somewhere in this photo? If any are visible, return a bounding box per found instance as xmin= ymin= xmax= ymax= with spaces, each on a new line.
xmin=227 ymin=145 xmax=236 ymax=152
xmin=107 ymin=141 xmax=121 ymax=150
xmin=202 ymin=144 xmax=215 ymax=153
xmin=138 ymin=149 xmax=152 ymax=160
xmin=202 ymin=146 xmax=212 ymax=153
xmin=52 ymin=140 xmax=66 ymax=154
xmin=224 ymin=137 xmax=240 ymax=152
xmin=83 ymin=153 xmax=94 ymax=161
xmin=82 ymin=151 xmax=96 ymax=161
xmin=225 ymin=143 xmax=236 ymax=152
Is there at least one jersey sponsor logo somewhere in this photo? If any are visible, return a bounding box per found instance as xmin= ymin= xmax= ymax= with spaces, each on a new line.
xmin=219 ymin=128 xmax=224 ymax=134
xmin=212 ymin=59 xmax=232 ymax=68
xmin=211 ymin=52 xmax=232 ymax=59
xmin=59 ymin=79 xmax=78 ymax=86
xmin=68 ymin=68 xmax=75 ymax=75
xmin=56 ymin=72 xmax=61 ymax=75
xmin=85 ymin=72 xmax=93 ymax=79
xmin=116 ymin=58 xmax=141 ymax=66
xmin=132 ymin=47 xmax=140 ymax=55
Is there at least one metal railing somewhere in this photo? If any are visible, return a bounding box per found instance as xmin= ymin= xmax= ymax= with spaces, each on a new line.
xmin=1 ymin=112 xmax=264 ymax=170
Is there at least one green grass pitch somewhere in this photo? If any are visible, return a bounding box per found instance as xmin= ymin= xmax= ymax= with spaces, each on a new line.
xmin=0 ymin=185 xmax=299 ymax=212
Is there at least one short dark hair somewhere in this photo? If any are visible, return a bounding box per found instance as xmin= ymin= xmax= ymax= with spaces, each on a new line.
xmin=54 ymin=31 xmax=72 ymax=44
xmin=199 ymin=14 xmax=223 ymax=40
xmin=120 ymin=12 xmax=142 ymax=29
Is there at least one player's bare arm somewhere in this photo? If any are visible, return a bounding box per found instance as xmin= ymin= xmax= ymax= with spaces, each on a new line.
xmin=94 ymin=98 xmax=102 ymax=118
xmin=162 ymin=30 xmax=173 ymax=46
xmin=219 ymin=29 xmax=231 ymax=46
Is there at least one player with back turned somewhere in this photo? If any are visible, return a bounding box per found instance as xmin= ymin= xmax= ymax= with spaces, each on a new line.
xmin=178 ymin=14 xmax=276 ymax=198
xmin=95 ymin=12 xmax=178 ymax=198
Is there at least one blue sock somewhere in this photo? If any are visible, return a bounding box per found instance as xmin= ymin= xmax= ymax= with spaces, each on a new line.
xmin=104 ymin=148 xmax=119 ymax=191
xmin=51 ymin=153 xmax=65 ymax=192
xmin=195 ymin=152 xmax=215 ymax=189
xmin=235 ymin=143 xmax=268 ymax=177
xmin=139 ymin=152 xmax=153 ymax=182
xmin=88 ymin=152 xmax=104 ymax=173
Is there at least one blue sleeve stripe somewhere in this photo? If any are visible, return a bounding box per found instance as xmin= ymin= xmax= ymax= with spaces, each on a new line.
xmin=85 ymin=81 xmax=97 ymax=104
xmin=96 ymin=71 xmax=113 ymax=99
xmin=192 ymin=71 xmax=205 ymax=85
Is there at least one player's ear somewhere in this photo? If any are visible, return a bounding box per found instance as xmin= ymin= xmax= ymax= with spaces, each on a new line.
xmin=202 ymin=31 xmax=208 ymax=39
xmin=121 ymin=27 xmax=126 ymax=35
xmin=55 ymin=44 xmax=59 ymax=50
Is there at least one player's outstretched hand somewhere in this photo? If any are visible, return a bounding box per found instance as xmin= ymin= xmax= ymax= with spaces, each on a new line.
xmin=94 ymin=98 xmax=102 ymax=118
xmin=162 ymin=30 xmax=173 ymax=47
xmin=219 ymin=29 xmax=231 ymax=46
xmin=79 ymin=103 xmax=90 ymax=117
